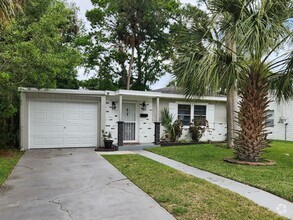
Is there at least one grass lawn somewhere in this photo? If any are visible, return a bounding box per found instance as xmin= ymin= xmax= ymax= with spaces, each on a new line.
xmin=0 ymin=150 xmax=23 ymax=185
xmin=104 ymin=154 xmax=283 ymax=220
xmin=147 ymin=140 xmax=293 ymax=202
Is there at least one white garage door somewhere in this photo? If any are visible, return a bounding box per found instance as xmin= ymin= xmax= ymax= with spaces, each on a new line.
xmin=29 ymin=100 xmax=98 ymax=149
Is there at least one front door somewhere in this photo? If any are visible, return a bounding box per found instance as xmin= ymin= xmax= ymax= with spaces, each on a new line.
xmin=122 ymin=103 xmax=136 ymax=142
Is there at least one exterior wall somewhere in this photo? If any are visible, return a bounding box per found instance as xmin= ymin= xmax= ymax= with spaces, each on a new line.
xmin=159 ymin=99 xmax=227 ymax=142
xmin=26 ymin=93 xmax=100 ymax=101
xmin=138 ymin=99 xmax=154 ymax=143
xmin=267 ymin=100 xmax=293 ymax=141
xmin=20 ymin=93 xmax=29 ymax=150
xmin=105 ymin=97 xmax=154 ymax=144
xmin=104 ymin=97 xmax=119 ymax=144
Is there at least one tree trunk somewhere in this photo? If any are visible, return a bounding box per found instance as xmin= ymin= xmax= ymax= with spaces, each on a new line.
xmin=127 ymin=45 xmax=135 ymax=90
xmin=226 ymin=38 xmax=237 ymax=149
xmin=227 ymin=88 xmax=235 ymax=148
xmin=235 ymin=70 xmax=271 ymax=162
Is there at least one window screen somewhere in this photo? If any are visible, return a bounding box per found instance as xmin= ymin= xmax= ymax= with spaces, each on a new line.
xmin=194 ymin=105 xmax=207 ymax=125
xmin=178 ymin=104 xmax=191 ymax=126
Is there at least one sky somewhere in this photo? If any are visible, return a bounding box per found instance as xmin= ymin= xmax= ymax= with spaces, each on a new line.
xmin=70 ymin=0 xmax=198 ymax=90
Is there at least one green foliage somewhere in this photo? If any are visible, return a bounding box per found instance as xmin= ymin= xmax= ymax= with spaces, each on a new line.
xmin=0 ymin=0 xmax=83 ymax=148
xmin=148 ymin=141 xmax=293 ymax=202
xmin=173 ymin=0 xmax=293 ymax=161
xmin=83 ymin=0 xmax=184 ymax=91
xmin=189 ymin=119 xmax=208 ymax=143
xmin=160 ymin=108 xmax=183 ymax=142
xmin=0 ymin=150 xmax=23 ymax=184
xmin=104 ymin=154 xmax=282 ymax=219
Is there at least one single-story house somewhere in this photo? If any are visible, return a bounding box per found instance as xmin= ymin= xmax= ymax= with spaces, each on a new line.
xmin=19 ymin=87 xmax=292 ymax=150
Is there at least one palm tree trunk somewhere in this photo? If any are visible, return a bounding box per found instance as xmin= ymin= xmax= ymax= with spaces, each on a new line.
xmin=235 ymin=70 xmax=270 ymax=162
xmin=227 ymin=88 xmax=235 ymax=148
xmin=127 ymin=45 xmax=135 ymax=90
xmin=226 ymin=38 xmax=237 ymax=148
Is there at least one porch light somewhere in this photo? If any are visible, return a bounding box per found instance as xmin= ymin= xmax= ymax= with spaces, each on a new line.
xmin=141 ymin=102 xmax=146 ymax=111
xmin=111 ymin=101 xmax=117 ymax=110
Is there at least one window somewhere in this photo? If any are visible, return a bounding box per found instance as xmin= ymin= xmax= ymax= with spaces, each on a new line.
xmin=178 ymin=104 xmax=191 ymax=126
xmin=194 ymin=105 xmax=207 ymax=125
xmin=266 ymin=110 xmax=274 ymax=127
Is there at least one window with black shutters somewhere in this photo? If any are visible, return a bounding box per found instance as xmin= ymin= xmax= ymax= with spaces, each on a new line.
xmin=178 ymin=104 xmax=191 ymax=126
xmin=194 ymin=105 xmax=207 ymax=125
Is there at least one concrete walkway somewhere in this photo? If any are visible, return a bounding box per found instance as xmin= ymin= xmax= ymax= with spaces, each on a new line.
xmin=0 ymin=149 xmax=175 ymax=220
xmin=136 ymin=150 xmax=293 ymax=220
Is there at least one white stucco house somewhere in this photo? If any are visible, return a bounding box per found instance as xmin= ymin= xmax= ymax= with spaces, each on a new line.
xmin=19 ymin=87 xmax=292 ymax=150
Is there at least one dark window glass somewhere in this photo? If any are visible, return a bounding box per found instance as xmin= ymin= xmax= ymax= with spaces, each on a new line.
xmin=265 ymin=110 xmax=274 ymax=127
xmin=178 ymin=104 xmax=191 ymax=126
xmin=194 ymin=105 xmax=206 ymax=125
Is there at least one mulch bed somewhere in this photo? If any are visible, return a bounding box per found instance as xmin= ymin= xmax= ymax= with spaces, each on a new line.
xmin=224 ymin=157 xmax=276 ymax=166
xmin=160 ymin=141 xmax=226 ymax=147
xmin=0 ymin=150 xmax=17 ymax=158
xmin=95 ymin=146 xmax=118 ymax=152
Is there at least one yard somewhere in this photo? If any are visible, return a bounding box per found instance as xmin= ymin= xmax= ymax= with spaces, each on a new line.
xmin=147 ymin=140 xmax=293 ymax=202
xmin=104 ymin=154 xmax=283 ymax=220
xmin=0 ymin=150 xmax=23 ymax=185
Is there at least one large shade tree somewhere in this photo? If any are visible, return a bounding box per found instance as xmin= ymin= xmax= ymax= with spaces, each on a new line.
xmin=0 ymin=0 xmax=24 ymax=27
xmin=84 ymin=0 xmax=184 ymax=91
xmin=174 ymin=0 xmax=293 ymax=162
xmin=0 ymin=0 xmax=82 ymax=148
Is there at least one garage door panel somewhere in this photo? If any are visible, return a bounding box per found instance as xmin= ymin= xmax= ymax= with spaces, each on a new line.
xmin=31 ymin=125 xmax=47 ymax=132
xmin=32 ymin=138 xmax=48 ymax=146
xmin=51 ymin=112 xmax=64 ymax=121
xmin=82 ymin=125 xmax=96 ymax=132
xmin=32 ymin=112 xmax=47 ymax=121
xmin=51 ymin=138 xmax=64 ymax=145
xmin=29 ymin=100 xmax=98 ymax=149
xmin=50 ymin=125 xmax=65 ymax=132
xmin=67 ymin=125 xmax=80 ymax=132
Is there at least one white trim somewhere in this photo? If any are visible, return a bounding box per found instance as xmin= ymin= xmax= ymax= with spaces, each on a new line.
xmin=19 ymin=87 xmax=106 ymax=96
xmin=19 ymin=87 xmax=227 ymax=102
xmin=176 ymin=101 xmax=209 ymax=128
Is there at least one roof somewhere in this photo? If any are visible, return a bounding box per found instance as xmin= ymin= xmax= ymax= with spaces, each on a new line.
xmin=152 ymin=86 xmax=183 ymax=94
xmin=19 ymin=87 xmax=227 ymax=102
xmin=153 ymin=86 xmax=226 ymax=98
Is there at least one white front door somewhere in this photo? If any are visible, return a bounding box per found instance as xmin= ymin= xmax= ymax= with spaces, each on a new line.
xmin=122 ymin=103 xmax=137 ymax=142
xmin=29 ymin=100 xmax=98 ymax=149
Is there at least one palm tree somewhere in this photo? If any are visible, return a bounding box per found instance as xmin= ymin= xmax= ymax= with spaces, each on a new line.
xmin=174 ymin=0 xmax=293 ymax=162
xmin=0 ymin=0 xmax=24 ymax=27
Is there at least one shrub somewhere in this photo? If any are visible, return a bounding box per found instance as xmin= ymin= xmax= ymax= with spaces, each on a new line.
xmin=189 ymin=119 xmax=208 ymax=143
xmin=161 ymin=108 xmax=183 ymax=142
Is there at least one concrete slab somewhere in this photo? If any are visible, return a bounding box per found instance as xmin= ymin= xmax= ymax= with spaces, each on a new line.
xmin=0 ymin=149 xmax=175 ymax=220
xmin=137 ymin=150 xmax=293 ymax=220
xmin=96 ymin=151 xmax=136 ymax=155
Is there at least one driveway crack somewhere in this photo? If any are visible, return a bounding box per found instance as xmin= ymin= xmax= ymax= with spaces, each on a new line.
xmin=106 ymin=178 xmax=142 ymax=197
xmin=49 ymin=200 xmax=73 ymax=220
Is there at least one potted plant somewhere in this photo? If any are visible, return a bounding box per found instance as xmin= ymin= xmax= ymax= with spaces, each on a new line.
xmin=102 ymin=130 xmax=113 ymax=149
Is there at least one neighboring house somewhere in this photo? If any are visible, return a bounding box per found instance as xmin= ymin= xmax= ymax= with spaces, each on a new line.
xmin=19 ymin=87 xmax=292 ymax=150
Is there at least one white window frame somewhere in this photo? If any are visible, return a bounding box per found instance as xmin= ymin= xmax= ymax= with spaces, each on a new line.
xmin=176 ymin=102 xmax=208 ymax=127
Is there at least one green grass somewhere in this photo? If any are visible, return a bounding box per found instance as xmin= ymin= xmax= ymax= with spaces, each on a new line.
xmin=147 ymin=140 xmax=293 ymax=202
xmin=0 ymin=150 xmax=23 ymax=185
xmin=104 ymin=154 xmax=283 ymax=220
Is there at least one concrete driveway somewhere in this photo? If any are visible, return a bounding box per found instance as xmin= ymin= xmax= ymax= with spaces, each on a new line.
xmin=0 ymin=148 xmax=175 ymax=220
